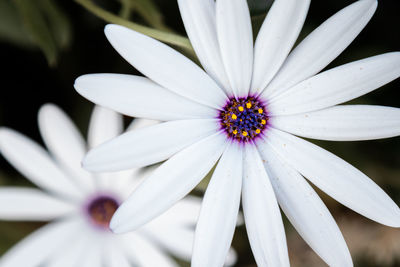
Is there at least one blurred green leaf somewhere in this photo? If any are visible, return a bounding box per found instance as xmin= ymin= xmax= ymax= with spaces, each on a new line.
xmin=119 ymin=0 xmax=133 ymax=19
xmin=132 ymin=0 xmax=170 ymax=31
xmin=38 ymin=0 xmax=72 ymax=49
xmin=118 ymin=0 xmax=168 ymax=31
xmin=76 ymin=0 xmax=194 ymax=55
xmin=14 ymin=0 xmax=58 ymax=66
xmin=0 ymin=0 xmax=34 ymax=47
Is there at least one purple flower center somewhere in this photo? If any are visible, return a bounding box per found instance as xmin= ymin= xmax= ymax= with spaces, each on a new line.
xmin=86 ymin=196 xmax=119 ymax=229
xmin=219 ymin=96 xmax=268 ymax=142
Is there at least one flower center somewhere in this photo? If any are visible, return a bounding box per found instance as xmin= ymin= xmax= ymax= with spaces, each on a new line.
xmin=219 ymin=96 xmax=268 ymax=142
xmin=86 ymin=195 xmax=119 ymax=229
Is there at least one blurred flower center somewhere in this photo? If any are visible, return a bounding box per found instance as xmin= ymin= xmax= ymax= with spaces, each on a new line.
xmin=87 ymin=196 xmax=119 ymax=229
xmin=219 ymin=96 xmax=268 ymax=142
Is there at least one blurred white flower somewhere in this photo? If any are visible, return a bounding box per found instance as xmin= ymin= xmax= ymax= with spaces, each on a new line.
xmin=74 ymin=0 xmax=400 ymax=266
xmin=0 ymin=104 xmax=236 ymax=267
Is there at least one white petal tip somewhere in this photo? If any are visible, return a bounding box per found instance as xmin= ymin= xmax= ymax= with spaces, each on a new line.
xmin=104 ymin=24 xmax=128 ymax=41
xmin=110 ymin=213 xmax=131 ymax=234
xmin=367 ymin=0 xmax=378 ymax=11
xmin=377 ymin=205 xmax=400 ymax=228
xmin=38 ymin=103 xmax=57 ymax=114
xmin=104 ymin=24 xmax=119 ymax=33
xmin=81 ymin=150 xmax=102 ymax=173
xmin=74 ymin=75 xmax=90 ymax=94
xmin=0 ymin=127 xmax=11 ymax=137
xmin=383 ymin=216 xmax=400 ymax=228
xmin=37 ymin=103 xmax=59 ymax=123
xmin=0 ymin=127 xmax=16 ymax=148
xmin=109 ymin=222 xmax=122 ymax=234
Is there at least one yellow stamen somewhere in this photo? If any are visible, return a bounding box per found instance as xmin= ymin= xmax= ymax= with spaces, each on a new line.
xmin=238 ymin=106 xmax=244 ymax=112
xmin=246 ymin=102 xmax=252 ymax=109
xmin=232 ymin=130 xmax=238 ymax=135
xmin=231 ymin=114 xmax=237 ymax=120
xmin=261 ymin=119 xmax=266 ymax=125
xmin=242 ymin=131 xmax=248 ymax=137
xmin=255 ymin=129 xmax=261 ymax=134
xmin=258 ymin=108 xmax=263 ymax=114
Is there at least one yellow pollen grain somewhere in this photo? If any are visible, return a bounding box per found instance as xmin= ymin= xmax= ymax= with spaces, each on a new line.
xmin=238 ymin=106 xmax=244 ymax=112
xmin=232 ymin=130 xmax=238 ymax=135
xmin=246 ymin=102 xmax=252 ymax=109
xmin=258 ymin=108 xmax=263 ymax=114
xmin=231 ymin=114 xmax=237 ymax=120
xmin=255 ymin=129 xmax=261 ymax=134
xmin=242 ymin=131 xmax=248 ymax=137
xmin=261 ymin=119 xmax=266 ymax=125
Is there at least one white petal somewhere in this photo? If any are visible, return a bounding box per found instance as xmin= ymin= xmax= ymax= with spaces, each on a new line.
xmin=150 ymin=196 xmax=202 ymax=227
xmin=216 ymin=0 xmax=253 ymax=97
xmin=83 ymin=119 xmax=219 ymax=172
xmin=192 ymin=144 xmax=242 ymax=267
xmin=265 ymin=128 xmax=400 ymax=227
xmin=258 ymin=144 xmax=352 ymax=267
xmin=128 ymin=118 xmax=160 ymax=131
xmin=110 ymin=133 xmax=227 ymax=233
xmin=143 ymin=226 xmax=194 ymax=261
xmin=75 ymin=74 xmax=217 ymax=121
xmin=242 ymin=145 xmax=289 ymax=267
xmin=88 ymin=105 xmax=123 ymax=149
xmin=104 ymin=24 xmax=227 ymax=108
xmin=251 ymin=0 xmax=310 ymax=94
xmin=0 ymin=187 xmax=76 ymax=221
xmin=38 ymin=104 xmax=95 ymax=192
xmin=270 ymin=105 xmax=400 ymax=141
xmin=145 ymin=223 xmax=237 ymax=266
xmin=79 ymin=236 xmax=103 ymax=267
xmin=46 ymin=230 xmax=93 ymax=267
xmin=177 ymin=0 xmax=231 ymax=91
xmin=0 ymin=128 xmax=82 ymax=200
xmin=119 ymin=232 xmax=178 ymax=267
xmin=263 ymin=0 xmax=377 ymax=98
xmin=0 ymin=218 xmax=83 ymax=267
xmin=269 ymin=52 xmax=400 ymax=115
xmin=86 ymin=105 xmax=125 ymax=189
xmin=103 ymin=240 xmax=131 ymax=267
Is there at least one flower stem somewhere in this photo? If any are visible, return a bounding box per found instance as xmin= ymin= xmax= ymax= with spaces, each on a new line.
xmin=75 ymin=0 xmax=194 ymax=54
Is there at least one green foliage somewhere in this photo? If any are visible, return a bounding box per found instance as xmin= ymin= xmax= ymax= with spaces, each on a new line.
xmin=75 ymin=0 xmax=194 ymax=55
xmin=0 ymin=0 xmax=34 ymax=47
xmin=119 ymin=0 xmax=169 ymax=31
xmin=0 ymin=0 xmax=72 ymax=66
xmin=37 ymin=0 xmax=72 ymax=50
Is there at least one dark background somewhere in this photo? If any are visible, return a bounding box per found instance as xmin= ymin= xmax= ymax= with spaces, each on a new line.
xmin=0 ymin=0 xmax=399 ymax=266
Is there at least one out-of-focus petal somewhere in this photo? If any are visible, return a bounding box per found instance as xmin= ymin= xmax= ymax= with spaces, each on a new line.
xmin=0 ymin=187 xmax=76 ymax=221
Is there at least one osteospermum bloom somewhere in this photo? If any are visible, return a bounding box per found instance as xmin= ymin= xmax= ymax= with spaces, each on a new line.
xmin=0 ymin=104 xmax=213 ymax=267
xmin=75 ymin=0 xmax=400 ymax=266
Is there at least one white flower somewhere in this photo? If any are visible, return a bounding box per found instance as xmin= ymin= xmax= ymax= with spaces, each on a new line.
xmin=74 ymin=0 xmax=400 ymax=266
xmin=0 ymin=104 xmax=216 ymax=267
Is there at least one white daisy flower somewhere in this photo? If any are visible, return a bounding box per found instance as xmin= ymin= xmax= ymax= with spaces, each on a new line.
xmin=0 ymin=104 xmax=217 ymax=267
xmin=74 ymin=0 xmax=400 ymax=266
